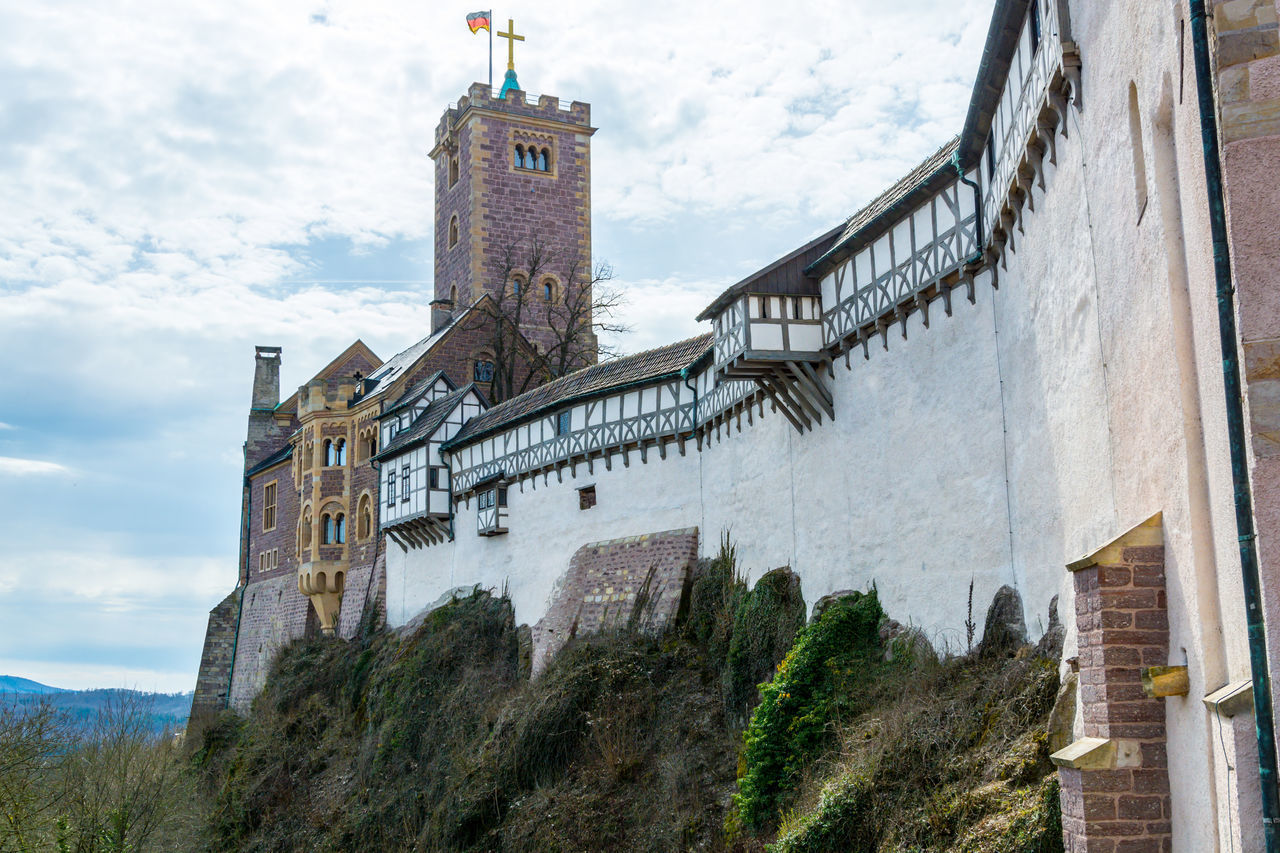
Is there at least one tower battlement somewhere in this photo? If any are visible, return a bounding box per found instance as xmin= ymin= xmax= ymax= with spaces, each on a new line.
xmin=431 ymin=83 xmax=591 ymax=156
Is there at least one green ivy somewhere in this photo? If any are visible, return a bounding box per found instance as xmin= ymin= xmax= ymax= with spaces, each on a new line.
xmin=734 ymin=590 xmax=885 ymax=832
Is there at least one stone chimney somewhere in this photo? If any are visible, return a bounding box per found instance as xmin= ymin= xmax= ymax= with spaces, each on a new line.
xmin=430 ymin=297 xmax=455 ymax=334
xmin=245 ymin=346 xmax=285 ymax=470
xmin=251 ymin=346 xmax=282 ymax=410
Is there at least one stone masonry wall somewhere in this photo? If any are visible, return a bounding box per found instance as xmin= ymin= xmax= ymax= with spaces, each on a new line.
xmin=433 ymin=84 xmax=595 ymax=361
xmin=1056 ymin=516 xmax=1173 ymax=853
xmin=530 ymin=528 xmax=698 ymax=675
xmin=189 ymin=588 xmax=242 ymax=719
xmin=227 ymin=572 xmax=313 ymax=712
xmin=1214 ymin=0 xmax=1280 ymax=728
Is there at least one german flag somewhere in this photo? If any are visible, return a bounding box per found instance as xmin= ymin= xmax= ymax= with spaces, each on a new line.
xmin=466 ymin=11 xmax=490 ymax=33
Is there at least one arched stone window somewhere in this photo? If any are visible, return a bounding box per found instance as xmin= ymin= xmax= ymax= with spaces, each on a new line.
xmin=449 ymin=284 xmax=458 ymax=305
xmin=321 ymin=514 xmax=334 ymax=544
xmin=448 ymin=215 xmax=460 ymax=248
xmin=335 ymin=438 xmax=347 ymax=466
xmin=301 ymin=506 xmax=313 ymax=549
xmin=358 ymin=495 xmax=372 ymax=540
xmin=523 ymin=147 xmax=535 ymax=169
xmin=449 ymin=157 xmax=459 ymax=187
xmin=335 ymin=514 xmax=346 ymax=544
xmin=536 ymin=148 xmax=548 ymax=171
xmin=514 ymin=145 xmax=525 ymax=168
xmin=511 ymin=275 xmax=525 ymax=298
xmin=542 ymin=278 xmax=555 ymax=302
xmin=474 ymin=351 xmax=496 ymax=383
xmin=323 ymin=439 xmax=334 ymax=466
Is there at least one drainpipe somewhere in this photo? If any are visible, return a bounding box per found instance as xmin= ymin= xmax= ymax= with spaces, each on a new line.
xmin=1189 ymin=0 xmax=1280 ymax=845
xmin=953 ymin=151 xmax=986 ymax=265
xmin=681 ymin=366 xmax=699 ymax=439
xmin=225 ymin=475 xmax=250 ymax=710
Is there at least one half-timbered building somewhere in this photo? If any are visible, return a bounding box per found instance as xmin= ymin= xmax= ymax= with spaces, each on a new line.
xmin=195 ymin=1 xmax=1280 ymax=847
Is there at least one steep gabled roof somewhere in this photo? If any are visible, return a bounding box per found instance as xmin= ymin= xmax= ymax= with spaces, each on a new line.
xmin=444 ymin=334 xmax=713 ymax=450
xmin=379 ymin=370 xmax=452 ymax=418
xmin=376 ymin=385 xmax=479 ymax=460
xmin=275 ymin=339 xmax=383 ymax=415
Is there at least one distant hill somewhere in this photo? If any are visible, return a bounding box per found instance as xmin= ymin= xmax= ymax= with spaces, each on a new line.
xmin=0 ymin=675 xmax=68 ymax=695
xmin=1 ymin=681 xmax=194 ymax=735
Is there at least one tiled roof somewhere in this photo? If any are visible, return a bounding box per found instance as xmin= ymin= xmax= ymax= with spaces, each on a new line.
xmin=380 ymin=370 xmax=450 ymax=418
xmin=376 ymin=386 xmax=475 ymax=460
xmin=247 ymin=443 xmax=292 ymax=477
xmin=807 ymin=137 xmax=962 ymax=277
xmin=444 ymin=334 xmax=713 ymax=449
xmin=696 ymin=225 xmax=842 ymax=321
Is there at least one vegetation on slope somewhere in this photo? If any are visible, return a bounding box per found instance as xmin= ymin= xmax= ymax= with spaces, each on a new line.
xmin=192 ymin=542 xmax=1064 ymax=852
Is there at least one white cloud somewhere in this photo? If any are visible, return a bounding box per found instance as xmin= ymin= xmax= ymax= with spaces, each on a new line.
xmin=0 ymin=0 xmax=995 ymax=692
xmin=0 ymin=457 xmax=71 ymax=476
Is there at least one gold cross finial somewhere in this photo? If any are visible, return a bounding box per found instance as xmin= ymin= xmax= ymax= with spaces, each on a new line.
xmin=497 ymin=18 xmax=524 ymax=71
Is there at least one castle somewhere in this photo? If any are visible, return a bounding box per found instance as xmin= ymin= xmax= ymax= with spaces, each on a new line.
xmin=193 ymin=1 xmax=1280 ymax=849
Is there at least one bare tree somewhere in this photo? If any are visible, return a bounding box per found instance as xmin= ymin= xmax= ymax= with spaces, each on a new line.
xmin=0 ymin=699 xmax=67 ymax=852
xmin=464 ymin=234 xmax=630 ymax=402
xmin=59 ymin=692 xmax=197 ymax=853
xmin=543 ymin=251 xmax=629 ymax=379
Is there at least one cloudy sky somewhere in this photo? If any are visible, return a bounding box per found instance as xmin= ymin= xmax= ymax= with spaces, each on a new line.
xmin=0 ymin=0 xmax=993 ymax=692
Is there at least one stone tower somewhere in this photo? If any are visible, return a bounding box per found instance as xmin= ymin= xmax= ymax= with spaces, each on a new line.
xmin=428 ymin=83 xmax=597 ymax=360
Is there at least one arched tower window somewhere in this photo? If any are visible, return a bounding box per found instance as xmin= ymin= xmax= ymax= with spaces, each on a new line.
xmin=523 ymin=147 xmax=535 ymax=170
xmin=321 ymin=514 xmax=334 ymax=544
xmin=536 ymin=148 xmax=548 ymax=171
xmin=448 ymin=215 xmax=459 ymax=248
xmin=334 ymin=514 xmax=346 ymax=544
xmin=323 ymin=439 xmax=334 ymax=466
xmin=335 ymin=438 xmax=346 ymax=466
xmin=511 ymin=275 xmax=524 ymax=298
xmin=514 ymin=145 xmax=525 ymax=168
xmin=543 ymin=278 xmax=555 ymax=302
xmin=449 ymin=284 xmax=458 ymax=305
xmin=449 ymin=157 xmax=459 ymax=187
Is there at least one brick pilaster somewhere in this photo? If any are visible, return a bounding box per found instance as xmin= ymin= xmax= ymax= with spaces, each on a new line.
xmin=1054 ymin=514 xmax=1173 ymax=853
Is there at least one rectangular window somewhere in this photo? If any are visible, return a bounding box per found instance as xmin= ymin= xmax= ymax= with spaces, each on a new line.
xmin=474 ymin=360 xmax=495 ymax=382
xmin=578 ymin=485 xmax=597 ymax=511
xmin=262 ymin=481 xmax=277 ymax=531
xmin=556 ymin=411 xmax=571 ymax=436
xmin=497 ymin=487 xmax=508 ymax=508
xmin=401 ymin=465 xmax=410 ymax=502
xmin=258 ymin=553 xmax=265 ymax=573
xmin=387 ymin=468 xmax=396 ymax=507
xmin=429 ymin=467 xmax=441 ymax=489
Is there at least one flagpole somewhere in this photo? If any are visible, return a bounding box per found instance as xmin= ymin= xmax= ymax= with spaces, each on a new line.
xmin=488 ymin=10 xmax=493 ymax=92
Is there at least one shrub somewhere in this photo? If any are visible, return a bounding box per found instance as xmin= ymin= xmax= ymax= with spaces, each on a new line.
xmin=734 ymin=589 xmax=884 ymax=831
